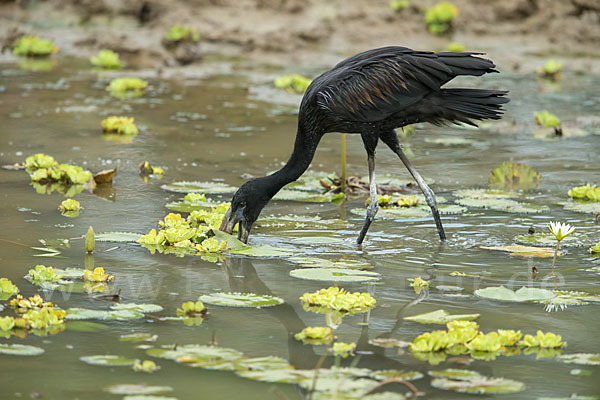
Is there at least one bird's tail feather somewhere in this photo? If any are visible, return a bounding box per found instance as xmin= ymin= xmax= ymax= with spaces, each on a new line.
xmin=436 ymin=88 xmax=509 ymax=126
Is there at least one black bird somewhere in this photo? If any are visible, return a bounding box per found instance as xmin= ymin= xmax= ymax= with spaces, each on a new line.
xmin=220 ymin=46 xmax=509 ymax=244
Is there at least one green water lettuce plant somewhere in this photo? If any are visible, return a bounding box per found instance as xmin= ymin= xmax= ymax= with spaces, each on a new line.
xmin=332 ymin=342 xmax=356 ymax=358
xmin=389 ymin=0 xmax=411 ymax=11
xmin=133 ymin=360 xmax=160 ymax=373
xmin=274 ymin=74 xmax=312 ymax=94
xmin=299 ymin=286 xmax=376 ymax=316
xmin=176 ymin=301 xmax=206 ymax=317
xmin=27 ymin=265 xmax=63 ymax=285
xmin=409 ymin=276 xmax=429 ymax=294
xmin=424 ymin=2 xmax=459 ymax=35
xmin=13 ymin=35 xmax=58 ymax=57
xmin=165 ymin=25 xmax=199 ymax=43
xmin=294 ymin=326 xmax=334 ymax=344
xmin=59 ymin=199 xmax=80 ymax=212
xmin=590 ymin=242 xmax=600 ymax=254
xmin=101 ymin=116 xmax=138 ymax=136
xmin=0 ymin=278 xmax=19 ymax=299
xmin=534 ymin=110 xmax=561 ymax=128
xmin=139 ymin=161 xmax=164 ymax=177
xmin=83 ymin=267 xmax=114 ymax=282
xmin=10 ymin=294 xmax=54 ymax=313
xmin=90 ymin=49 xmax=122 ymax=69
xmin=446 ymin=42 xmax=465 ymax=52
xmin=488 ymin=162 xmax=541 ymax=191
xmin=107 ymin=77 xmax=148 ymax=99
xmin=568 ymin=184 xmax=600 ymax=201
xmin=521 ymin=331 xmax=565 ymax=348
xmin=24 ymin=153 xmax=93 ymax=186
xmin=536 ymin=60 xmax=562 ymax=80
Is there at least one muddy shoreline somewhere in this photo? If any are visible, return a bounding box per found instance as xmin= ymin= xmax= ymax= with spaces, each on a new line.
xmin=1 ymin=0 xmax=599 ymax=73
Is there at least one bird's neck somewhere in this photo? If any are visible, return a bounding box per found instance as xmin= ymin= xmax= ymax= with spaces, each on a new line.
xmin=262 ymin=125 xmax=320 ymax=197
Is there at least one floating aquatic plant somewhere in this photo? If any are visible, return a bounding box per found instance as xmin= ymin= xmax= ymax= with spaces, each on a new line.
xmin=107 ymin=77 xmax=148 ymax=99
xmin=488 ymin=162 xmax=541 ymax=191
xmin=196 ymin=237 xmax=229 ymax=253
xmin=133 ymin=360 xmax=160 ymax=373
xmin=176 ymin=301 xmax=206 ymax=317
xmin=0 ymin=278 xmax=19 ymax=299
xmin=521 ymin=331 xmax=565 ymax=348
xmin=535 ymin=110 xmax=561 ymax=128
xmin=474 ymin=286 xmax=556 ymax=302
xmin=446 ymin=42 xmax=465 ymax=52
xmin=568 ymin=184 xmax=600 ymax=201
xmin=13 ymin=35 xmax=58 ymax=57
xmin=274 ymin=74 xmax=312 ymax=94
xmin=199 ymin=292 xmax=284 ymax=308
xmin=424 ymin=2 xmax=459 ymax=35
xmin=83 ymin=267 xmax=114 ymax=282
xmin=408 ymin=277 xmax=429 ymax=294
xmin=59 ymin=199 xmax=80 ymax=212
xmin=536 ymin=59 xmax=562 ymax=80
xmin=299 ymin=287 xmax=376 ymax=316
xmin=139 ymin=161 xmax=164 ymax=177
xmin=90 ymin=49 xmax=122 ymax=69
xmin=24 ymin=153 xmax=92 ymax=186
xmin=332 ymin=342 xmax=356 ymax=358
xmin=27 ymin=265 xmax=63 ymax=285
xmin=165 ymin=25 xmax=200 ymax=42
xmin=404 ymin=309 xmax=480 ymax=325
xmin=294 ymin=327 xmax=334 ymax=345
xmin=590 ymin=242 xmax=600 ymax=254
xmin=9 ymin=294 xmax=53 ymax=313
xmin=23 ymin=307 xmax=66 ymax=330
xmin=389 ymin=0 xmax=411 ymax=11
xmin=101 ymin=116 xmax=138 ymax=136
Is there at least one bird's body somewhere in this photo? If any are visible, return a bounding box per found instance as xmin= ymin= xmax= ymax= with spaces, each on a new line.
xmin=220 ymin=46 xmax=509 ymax=243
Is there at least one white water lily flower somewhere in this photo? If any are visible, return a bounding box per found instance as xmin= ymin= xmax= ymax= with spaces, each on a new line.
xmin=548 ymin=221 xmax=575 ymax=241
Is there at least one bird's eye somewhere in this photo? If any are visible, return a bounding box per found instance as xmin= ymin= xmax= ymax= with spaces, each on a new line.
xmin=239 ymin=201 xmax=247 ymax=208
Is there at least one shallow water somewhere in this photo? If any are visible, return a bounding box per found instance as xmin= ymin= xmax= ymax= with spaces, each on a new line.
xmin=0 ymin=56 xmax=599 ymax=399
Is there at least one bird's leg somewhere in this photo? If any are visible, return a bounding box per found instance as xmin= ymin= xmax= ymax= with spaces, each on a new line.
xmin=357 ymin=151 xmax=378 ymax=244
xmin=382 ymin=131 xmax=446 ymax=241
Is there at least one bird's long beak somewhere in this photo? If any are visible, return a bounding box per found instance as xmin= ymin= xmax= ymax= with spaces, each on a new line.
xmin=219 ymin=207 xmax=251 ymax=244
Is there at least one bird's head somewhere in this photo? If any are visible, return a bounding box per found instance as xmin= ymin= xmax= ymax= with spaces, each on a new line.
xmin=219 ymin=179 xmax=272 ymax=244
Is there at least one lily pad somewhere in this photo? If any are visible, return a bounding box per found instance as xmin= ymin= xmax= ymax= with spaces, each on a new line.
xmin=66 ymin=321 xmax=109 ymax=332
xmin=429 ymin=369 xmax=483 ymax=380
xmin=122 ymin=396 xmax=178 ymax=400
xmin=199 ymin=292 xmax=284 ymax=308
xmin=403 ymin=309 xmax=480 ymax=324
xmin=161 ymin=181 xmax=237 ymax=194
xmin=431 ymin=375 xmax=525 ymax=394
xmin=209 ymin=229 xmax=293 ymax=257
xmin=66 ymin=308 xmax=145 ymax=321
xmin=479 ymin=244 xmax=559 ymax=258
xmin=559 ymin=201 xmax=600 ymax=215
xmin=80 ymin=355 xmax=139 ymax=366
xmin=370 ymin=370 xmax=424 ymax=381
xmin=147 ymin=344 xmax=243 ymax=364
xmin=474 ymin=286 xmax=556 ymax=302
xmin=292 ymin=236 xmax=343 ymax=244
xmin=110 ymin=303 xmax=164 ymax=313
xmin=425 ymin=137 xmax=478 ymax=146
xmin=290 ymin=268 xmax=381 ymax=283
xmin=95 ymin=232 xmax=143 ymax=243
xmin=558 ymin=353 xmax=600 ymax=366
xmin=289 ymin=257 xmax=372 ymax=270
xmin=235 ymin=356 xmax=291 ymax=371
xmin=236 ymin=368 xmax=305 ymax=384
xmin=165 ymin=200 xmax=223 ymax=213
xmin=120 ymin=333 xmax=159 ymax=342
xmin=455 ymin=197 xmax=548 ymax=214
xmin=0 ymin=343 xmax=44 ymax=356
xmin=515 ymin=232 xmax=585 ymax=247
xmin=351 ymin=204 xmax=465 ymax=220
xmin=453 ymin=189 xmax=517 ymax=199
xmin=274 ymin=189 xmax=345 ymax=203
xmin=105 ymin=384 xmax=173 ymax=395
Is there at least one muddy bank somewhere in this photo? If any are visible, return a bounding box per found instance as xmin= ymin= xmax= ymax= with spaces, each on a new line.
xmin=1 ymin=0 xmax=599 ymax=72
